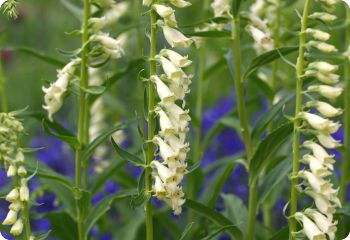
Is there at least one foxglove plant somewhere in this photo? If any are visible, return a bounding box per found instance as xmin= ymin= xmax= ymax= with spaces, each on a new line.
xmin=143 ymin=0 xmax=192 ymax=239
xmin=0 ymin=112 xmax=32 ymax=238
xmin=290 ymin=0 xmax=342 ymax=239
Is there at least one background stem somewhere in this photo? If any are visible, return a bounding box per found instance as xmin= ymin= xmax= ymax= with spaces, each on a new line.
xmin=0 ymin=60 xmax=8 ymax=112
xmin=145 ymin=8 xmax=157 ymax=240
xmin=23 ymin=201 xmax=32 ymax=239
xmin=75 ymin=0 xmax=90 ymax=239
xmin=231 ymin=15 xmax=254 ymax=240
xmin=340 ymin=8 xmax=350 ymax=205
xmin=289 ymin=0 xmax=311 ymax=236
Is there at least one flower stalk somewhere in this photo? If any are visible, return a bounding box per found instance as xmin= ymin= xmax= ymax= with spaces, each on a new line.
xmin=75 ymin=0 xmax=91 ymax=239
xmin=340 ymin=8 xmax=350 ymax=204
xmin=289 ymin=0 xmax=312 ymax=235
xmin=145 ymin=8 xmax=157 ymax=240
xmin=0 ymin=61 xmax=7 ymax=112
xmin=231 ymin=13 xmax=254 ymax=240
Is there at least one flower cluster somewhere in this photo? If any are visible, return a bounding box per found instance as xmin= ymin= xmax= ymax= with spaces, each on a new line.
xmin=0 ymin=113 xmax=31 ymax=236
xmin=145 ymin=0 xmax=193 ymax=215
xmin=293 ymin=1 xmax=342 ymax=239
xmin=90 ymin=0 xmax=128 ymax=59
xmin=1 ymin=0 xmax=18 ymax=19
xmin=42 ymin=58 xmax=81 ymax=121
xmin=247 ymin=0 xmax=276 ymax=52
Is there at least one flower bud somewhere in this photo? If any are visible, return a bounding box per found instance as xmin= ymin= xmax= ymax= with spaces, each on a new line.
xmin=7 ymin=164 xmax=17 ymax=177
xmin=317 ymin=133 xmax=341 ymax=149
xmin=17 ymin=165 xmax=27 ymax=177
xmin=19 ymin=183 xmax=29 ymax=202
xmin=6 ymin=188 xmax=19 ymax=202
xmin=307 ymin=85 xmax=343 ymax=99
xmin=10 ymin=219 xmax=23 ymax=236
xmin=305 ymin=28 xmax=330 ymax=41
xmin=2 ymin=210 xmax=18 ymax=225
xmin=162 ymin=26 xmax=192 ymax=48
xmin=309 ymin=12 xmax=337 ymax=23
xmin=169 ymin=0 xmax=191 ymax=8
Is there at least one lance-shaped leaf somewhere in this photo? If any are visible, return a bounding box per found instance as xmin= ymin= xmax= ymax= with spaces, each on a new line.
xmin=111 ymin=137 xmax=145 ymax=167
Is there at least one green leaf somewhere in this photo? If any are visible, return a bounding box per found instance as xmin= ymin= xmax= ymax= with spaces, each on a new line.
xmin=187 ymin=161 xmax=201 ymax=173
xmin=25 ymin=157 xmax=74 ymax=188
xmin=335 ymin=204 xmax=350 ymax=216
xmin=249 ymin=123 xmax=293 ymax=181
xmin=111 ymin=137 xmax=145 ymax=167
xmin=130 ymin=189 xmax=151 ymax=209
xmin=81 ymin=124 xmax=125 ymax=163
xmin=184 ymin=199 xmax=243 ymax=240
xmin=84 ymin=85 xmax=106 ymax=95
xmin=232 ymin=0 xmax=243 ymax=16
xmin=201 ymin=162 xmax=236 ymax=207
xmin=84 ymin=190 xmax=137 ymax=238
xmin=204 ymin=58 xmax=227 ymax=82
xmin=181 ymin=17 xmax=230 ymax=28
xmin=43 ymin=119 xmax=80 ymax=150
xmin=201 ymin=225 xmax=238 ymax=240
xmin=185 ymin=30 xmax=231 ymax=38
xmin=45 ymin=211 xmax=78 ymax=240
xmin=179 ymin=222 xmax=195 ymax=240
xmin=41 ymin=179 xmax=76 ymax=219
xmin=222 ymin=194 xmax=248 ymax=238
xmin=243 ymin=46 xmax=298 ymax=80
xmin=34 ymin=231 xmax=52 ymax=240
xmin=258 ymin=157 xmax=291 ymax=205
xmin=10 ymin=47 xmax=65 ymax=67
xmin=251 ymin=94 xmax=294 ymax=145
xmin=60 ymin=0 xmax=83 ymax=21
xmin=91 ymin=160 xmax=126 ymax=194
xmin=269 ymin=227 xmax=288 ymax=240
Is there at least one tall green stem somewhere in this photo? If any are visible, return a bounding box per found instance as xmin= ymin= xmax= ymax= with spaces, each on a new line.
xmin=193 ymin=46 xmax=206 ymax=163
xmin=76 ymin=0 xmax=90 ymax=239
xmin=231 ymin=15 xmax=254 ymax=240
xmin=289 ymin=0 xmax=311 ymax=236
xmin=145 ymin=9 xmax=157 ymax=240
xmin=0 ymin=60 xmax=8 ymax=112
xmin=340 ymin=8 xmax=350 ymax=204
xmin=23 ymin=201 xmax=32 ymax=239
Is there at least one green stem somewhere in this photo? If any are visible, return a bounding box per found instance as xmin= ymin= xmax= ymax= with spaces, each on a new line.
xmin=263 ymin=0 xmax=281 ymax=231
xmin=145 ymin=8 xmax=157 ymax=240
xmin=340 ymin=8 xmax=350 ymax=204
xmin=0 ymin=60 xmax=8 ymax=112
xmin=289 ymin=0 xmax=311 ymax=237
xmin=271 ymin=0 xmax=281 ymax=96
xmin=193 ymin=46 xmax=206 ymax=163
xmin=231 ymin=15 xmax=254 ymax=240
xmin=23 ymin=201 xmax=32 ymax=239
xmin=76 ymin=0 xmax=90 ymax=239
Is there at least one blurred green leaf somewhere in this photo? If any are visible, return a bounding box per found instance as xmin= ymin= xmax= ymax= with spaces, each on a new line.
xmin=10 ymin=47 xmax=65 ymax=67
xmin=179 ymin=222 xmax=194 ymax=240
xmin=202 ymin=162 xmax=236 ymax=207
xmin=222 ymin=194 xmax=248 ymax=238
xmin=130 ymin=189 xmax=151 ymax=209
xmin=258 ymin=157 xmax=291 ymax=205
xmin=201 ymin=225 xmax=238 ymax=240
xmin=46 ymin=211 xmax=78 ymax=240
xmin=232 ymin=0 xmax=243 ymax=16
xmin=249 ymin=123 xmax=293 ymax=181
xmin=269 ymin=227 xmax=288 ymax=240
xmin=251 ymin=94 xmax=294 ymax=146
xmin=91 ymin=160 xmax=126 ymax=194
xmin=84 ymin=85 xmax=106 ymax=95
xmin=81 ymin=123 xmax=124 ymax=163
xmin=84 ymin=190 xmax=137 ymax=238
xmin=243 ymin=46 xmax=298 ymax=80
xmin=34 ymin=231 xmax=52 ymax=240
xmin=43 ymin=119 xmax=80 ymax=150
xmin=111 ymin=137 xmax=145 ymax=167
xmin=181 ymin=17 xmax=230 ymax=28
xmin=185 ymin=199 xmax=243 ymax=239
xmin=60 ymin=0 xmax=83 ymax=21
xmin=25 ymin=157 xmax=73 ymax=188
xmin=185 ymin=30 xmax=231 ymax=38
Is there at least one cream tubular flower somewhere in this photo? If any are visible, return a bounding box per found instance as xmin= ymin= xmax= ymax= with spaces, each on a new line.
xmin=160 ymin=49 xmax=192 ymax=68
xmin=153 ymin=4 xmax=175 ymax=18
xmin=302 ymin=155 xmax=331 ymax=177
xmin=2 ymin=210 xmax=17 ymax=225
xmin=162 ymin=26 xmax=193 ymax=48
xmin=169 ymin=0 xmax=191 ymax=8
xmin=316 ymin=133 xmax=341 ymax=149
xmin=302 ymin=141 xmax=335 ymax=166
xmin=306 ymin=191 xmax=336 ymax=217
xmin=308 ymin=62 xmax=338 ymax=74
xmin=211 ymin=0 xmax=231 ymax=17
xmin=294 ymin=212 xmax=326 ymax=240
xmin=306 ymin=101 xmax=343 ymax=117
xmin=304 ymin=70 xmax=339 ymax=84
xmin=153 ymin=136 xmax=179 ymax=165
xmin=307 ymin=85 xmax=343 ymax=99
xmin=309 ymin=12 xmax=337 ymax=23
xmin=298 ymin=112 xmax=340 ymax=134
xmin=152 ymin=75 xmax=176 ymax=104
xmin=307 ymin=41 xmax=338 ymax=53
xmin=157 ymin=56 xmax=183 ymax=80
xmin=156 ymin=108 xmax=176 ymax=136
xmin=305 ymin=28 xmax=331 ymax=41
xmin=10 ymin=219 xmax=23 ymax=236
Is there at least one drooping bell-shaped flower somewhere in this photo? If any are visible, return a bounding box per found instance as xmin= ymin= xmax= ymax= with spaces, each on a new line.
xmin=162 ymin=26 xmax=193 ymax=48
xmin=307 ymin=85 xmax=343 ymax=99
xmin=169 ymin=0 xmax=191 ymax=8
xmin=294 ymin=212 xmax=325 ymax=240
xmin=10 ymin=219 xmax=23 ymax=236
xmin=159 ymin=49 xmax=192 ymax=68
xmin=306 ymin=101 xmax=343 ymax=118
